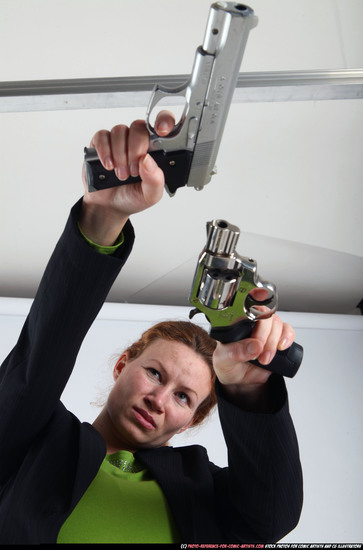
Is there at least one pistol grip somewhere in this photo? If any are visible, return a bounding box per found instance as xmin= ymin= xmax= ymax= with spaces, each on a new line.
xmin=84 ymin=148 xmax=193 ymax=196
xmin=210 ymin=320 xmax=303 ymax=378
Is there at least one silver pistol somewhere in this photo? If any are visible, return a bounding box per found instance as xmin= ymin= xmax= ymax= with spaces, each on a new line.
xmin=84 ymin=2 xmax=258 ymax=196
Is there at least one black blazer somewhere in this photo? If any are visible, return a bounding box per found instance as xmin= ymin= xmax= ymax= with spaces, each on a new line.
xmin=0 ymin=199 xmax=303 ymax=544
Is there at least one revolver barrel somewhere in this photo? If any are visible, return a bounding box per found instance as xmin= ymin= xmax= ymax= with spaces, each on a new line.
xmin=205 ymin=220 xmax=240 ymax=256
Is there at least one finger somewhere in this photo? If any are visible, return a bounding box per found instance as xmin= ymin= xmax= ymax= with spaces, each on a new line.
xmin=110 ymin=124 xmax=130 ymax=181
xmin=248 ymin=287 xmax=269 ymax=302
xmin=251 ymin=314 xmax=274 ymax=347
xmin=154 ymin=110 xmax=176 ymax=136
xmin=90 ymin=130 xmax=113 ymax=170
xmin=256 ymin=315 xmax=283 ymax=365
xmin=128 ymin=119 xmax=150 ymax=177
xmin=277 ymin=322 xmax=295 ymax=351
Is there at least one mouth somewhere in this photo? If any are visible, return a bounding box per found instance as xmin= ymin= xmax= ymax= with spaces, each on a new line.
xmin=132 ymin=407 xmax=157 ymax=430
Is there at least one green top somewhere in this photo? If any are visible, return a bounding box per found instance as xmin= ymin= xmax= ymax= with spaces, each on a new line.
xmin=57 ymin=450 xmax=181 ymax=544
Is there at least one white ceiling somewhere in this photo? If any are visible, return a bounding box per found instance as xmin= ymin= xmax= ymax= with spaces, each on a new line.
xmin=1 ymin=0 xmax=362 ymax=315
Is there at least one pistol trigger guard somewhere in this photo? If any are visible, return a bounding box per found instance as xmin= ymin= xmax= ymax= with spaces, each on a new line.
xmin=146 ymin=83 xmax=189 ymax=138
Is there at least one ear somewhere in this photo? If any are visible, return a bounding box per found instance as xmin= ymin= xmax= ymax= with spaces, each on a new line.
xmin=113 ymin=351 xmax=130 ymax=381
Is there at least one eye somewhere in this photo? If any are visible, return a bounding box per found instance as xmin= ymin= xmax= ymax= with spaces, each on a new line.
xmin=176 ymin=391 xmax=189 ymax=405
xmin=147 ymin=367 xmax=161 ymax=381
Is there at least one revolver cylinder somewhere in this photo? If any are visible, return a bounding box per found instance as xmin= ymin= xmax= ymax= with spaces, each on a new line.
xmin=198 ymin=269 xmax=240 ymax=310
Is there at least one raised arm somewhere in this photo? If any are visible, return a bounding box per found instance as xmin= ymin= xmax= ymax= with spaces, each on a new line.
xmin=0 ymin=113 xmax=175 ymax=483
xmin=212 ymin=316 xmax=303 ymax=541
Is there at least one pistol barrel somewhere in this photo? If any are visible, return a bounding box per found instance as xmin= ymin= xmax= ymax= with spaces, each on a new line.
xmin=186 ymin=3 xmax=258 ymax=190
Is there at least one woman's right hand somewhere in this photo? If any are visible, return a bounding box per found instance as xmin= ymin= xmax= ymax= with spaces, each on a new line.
xmin=79 ymin=111 xmax=175 ymax=246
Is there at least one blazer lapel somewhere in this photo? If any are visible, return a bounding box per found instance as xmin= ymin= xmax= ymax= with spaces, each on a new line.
xmin=136 ymin=446 xmax=198 ymax=541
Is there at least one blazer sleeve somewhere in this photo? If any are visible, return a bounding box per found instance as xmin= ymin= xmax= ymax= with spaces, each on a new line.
xmin=0 ymin=198 xmax=135 ymax=484
xmin=214 ymin=375 xmax=303 ymax=542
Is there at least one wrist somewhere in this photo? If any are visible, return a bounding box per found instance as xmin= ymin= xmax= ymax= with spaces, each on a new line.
xmin=221 ymin=381 xmax=272 ymax=413
xmin=79 ymin=197 xmax=129 ymax=246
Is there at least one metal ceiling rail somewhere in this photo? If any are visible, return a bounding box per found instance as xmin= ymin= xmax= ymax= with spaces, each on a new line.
xmin=0 ymin=69 xmax=362 ymax=112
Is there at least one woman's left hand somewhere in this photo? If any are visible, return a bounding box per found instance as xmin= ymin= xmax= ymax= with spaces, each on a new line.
xmin=212 ymin=313 xmax=295 ymax=399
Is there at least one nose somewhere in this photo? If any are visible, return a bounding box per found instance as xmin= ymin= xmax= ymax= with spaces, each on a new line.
xmin=144 ymin=387 xmax=169 ymax=414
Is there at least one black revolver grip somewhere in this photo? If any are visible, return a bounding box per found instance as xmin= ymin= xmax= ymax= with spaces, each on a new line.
xmin=84 ymin=148 xmax=193 ymax=195
xmin=210 ymin=320 xmax=303 ymax=378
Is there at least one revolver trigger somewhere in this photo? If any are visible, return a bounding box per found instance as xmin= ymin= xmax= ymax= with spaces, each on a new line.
xmin=189 ymin=307 xmax=201 ymax=320
xmin=246 ymin=294 xmax=275 ymax=308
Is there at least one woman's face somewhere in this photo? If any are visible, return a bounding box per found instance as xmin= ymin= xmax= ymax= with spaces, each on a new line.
xmin=105 ymin=338 xmax=213 ymax=452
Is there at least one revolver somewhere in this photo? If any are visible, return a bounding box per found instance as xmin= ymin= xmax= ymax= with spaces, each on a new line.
xmin=189 ymin=220 xmax=304 ymax=378
xmin=84 ymin=2 xmax=258 ymax=197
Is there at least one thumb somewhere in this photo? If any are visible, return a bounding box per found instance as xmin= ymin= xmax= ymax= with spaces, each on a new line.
xmin=139 ymin=154 xmax=164 ymax=205
xmin=242 ymin=338 xmax=263 ymax=362
xmin=237 ymin=339 xmax=263 ymax=363
xmin=214 ymin=338 xmax=263 ymax=366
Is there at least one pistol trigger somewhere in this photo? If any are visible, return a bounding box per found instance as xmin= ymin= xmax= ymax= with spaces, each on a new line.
xmin=146 ymin=85 xmax=169 ymax=135
xmin=146 ymin=82 xmax=188 ymax=137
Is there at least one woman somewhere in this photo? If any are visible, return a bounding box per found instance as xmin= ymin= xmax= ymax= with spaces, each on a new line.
xmin=0 ymin=112 xmax=303 ymax=544
xmin=91 ymin=321 xmax=218 ymax=454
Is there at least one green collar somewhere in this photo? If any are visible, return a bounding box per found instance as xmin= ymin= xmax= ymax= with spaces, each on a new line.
xmin=105 ymin=450 xmax=144 ymax=473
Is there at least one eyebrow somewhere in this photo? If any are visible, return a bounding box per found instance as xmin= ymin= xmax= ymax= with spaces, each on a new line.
xmin=148 ymin=358 xmax=199 ymax=401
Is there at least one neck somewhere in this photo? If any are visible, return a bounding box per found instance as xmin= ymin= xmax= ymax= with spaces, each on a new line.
xmin=92 ymin=408 xmax=136 ymax=455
